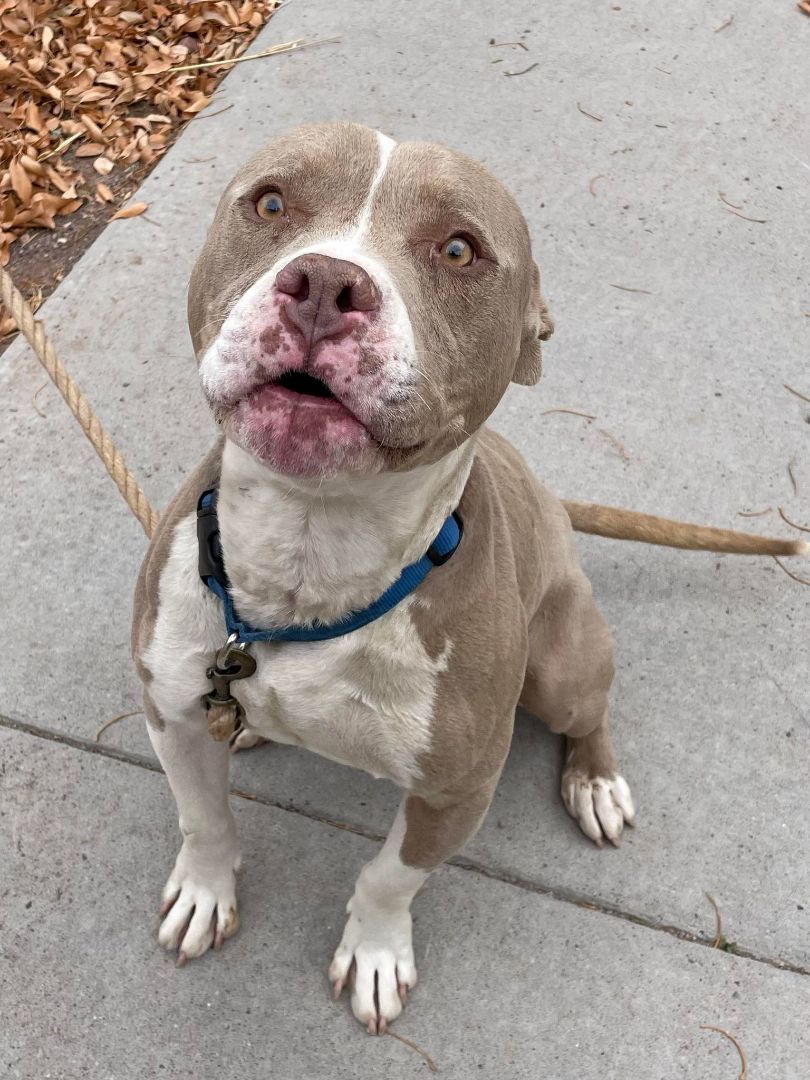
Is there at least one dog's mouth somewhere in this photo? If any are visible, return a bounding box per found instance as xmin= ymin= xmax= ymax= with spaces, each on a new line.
xmin=273 ymin=370 xmax=336 ymax=400
xmin=237 ymin=368 xmax=364 ymax=430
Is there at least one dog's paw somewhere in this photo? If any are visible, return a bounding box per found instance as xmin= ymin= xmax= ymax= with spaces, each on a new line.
xmin=229 ymin=726 xmax=271 ymax=754
xmin=328 ymin=904 xmax=417 ymax=1033
xmin=561 ymin=771 xmax=635 ymax=847
xmin=158 ymin=837 xmax=241 ymax=964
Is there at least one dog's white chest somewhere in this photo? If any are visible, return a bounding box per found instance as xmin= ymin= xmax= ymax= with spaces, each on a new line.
xmin=234 ymin=609 xmax=446 ymax=783
xmin=144 ymin=513 xmax=450 ymax=787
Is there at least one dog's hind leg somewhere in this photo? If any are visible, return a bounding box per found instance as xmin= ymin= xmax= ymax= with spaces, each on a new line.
xmin=520 ymin=574 xmax=636 ymax=846
xmin=229 ymin=724 xmax=270 ymax=753
xmin=560 ymin=713 xmax=635 ymax=847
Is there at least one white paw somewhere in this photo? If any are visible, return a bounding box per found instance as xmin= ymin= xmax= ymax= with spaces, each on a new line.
xmin=329 ymin=903 xmax=417 ymax=1033
xmin=229 ymin=726 xmax=271 ymax=754
xmin=158 ymin=837 xmax=241 ymax=963
xmin=562 ymin=773 xmax=636 ymax=847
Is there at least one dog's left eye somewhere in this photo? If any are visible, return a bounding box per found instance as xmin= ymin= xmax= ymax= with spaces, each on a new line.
xmin=256 ymin=191 xmax=285 ymax=219
xmin=439 ymin=236 xmax=476 ymax=268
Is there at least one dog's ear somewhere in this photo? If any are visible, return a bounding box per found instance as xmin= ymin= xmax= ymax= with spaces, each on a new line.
xmin=513 ymin=262 xmax=554 ymax=385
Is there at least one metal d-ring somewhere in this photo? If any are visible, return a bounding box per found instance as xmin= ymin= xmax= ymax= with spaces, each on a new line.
xmin=215 ymin=631 xmax=245 ymax=670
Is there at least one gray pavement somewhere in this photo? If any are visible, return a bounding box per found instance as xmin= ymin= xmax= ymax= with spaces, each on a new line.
xmin=1 ymin=0 xmax=809 ymax=1076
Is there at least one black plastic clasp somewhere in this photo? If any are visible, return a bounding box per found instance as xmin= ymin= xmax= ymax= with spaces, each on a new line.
xmin=426 ymin=511 xmax=464 ymax=566
xmin=197 ymin=489 xmax=229 ymax=589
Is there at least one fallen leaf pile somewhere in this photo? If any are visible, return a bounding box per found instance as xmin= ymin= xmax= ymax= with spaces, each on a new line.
xmin=0 ymin=0 xmax=280 ymax=332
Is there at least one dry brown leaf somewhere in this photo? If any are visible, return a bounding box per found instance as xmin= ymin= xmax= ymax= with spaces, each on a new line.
xmin=96 ymin=181 xmax=114 ymax=202
xmin=74 ymin=142 xmax=106 ymax=157
xmin=141 ymin=59 xmax=173 ymax=75
xmin=95 ymin=71 xmax=123 ymax=87
xmin=182 ymin=94 xmax=213 ymax=114
xmin=111 ymin=200 xmax=148 ymax=220
xmin=9 ymin=159 xmax=33 ymax=203
xmin=93 ymin=156 xmax=115 ymax=175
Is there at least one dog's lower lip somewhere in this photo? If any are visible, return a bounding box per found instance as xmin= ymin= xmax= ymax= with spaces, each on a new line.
xmin=237 ymin=379 xmax=371 ymax=440
xmin=245 ymin=379 xmax=353 ymax=415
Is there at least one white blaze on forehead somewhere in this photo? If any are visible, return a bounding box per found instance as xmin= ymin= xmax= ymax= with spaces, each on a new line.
xmin=350 ymin=130 xmax=397 ymax=241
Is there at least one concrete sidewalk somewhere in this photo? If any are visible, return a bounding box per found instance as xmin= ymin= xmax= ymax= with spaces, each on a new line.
xmin=1 ymin=1 xmax=808 ymax=1076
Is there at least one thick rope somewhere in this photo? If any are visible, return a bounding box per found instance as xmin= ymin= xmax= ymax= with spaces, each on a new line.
xmin=1 ymin=267 xmax=159 ymax=538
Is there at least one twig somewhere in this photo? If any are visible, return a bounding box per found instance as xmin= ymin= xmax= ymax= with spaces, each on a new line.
xmin=725 ymin=207 xmax=767 ymax=224
xmin=163 ymin=36 xmax=339 ymax=74
xmin=505 ymin=62 xmax=539 ymax=77
xmin=231 ymin=787 xmax=260 ymax=802
xmin=490 ymin=41 xmax=529 ymax=50
xmin=610 ymin=283 xmax=654 ymax=294
xmin=384 ymin=1030 xmax=439 ymax=1073
xmin=655 ymin=66 xmax=672 ymax=74
xmin=576 ymin=102 xmax=603 ymax=122
xmin=787 ymin=457 xmax=798 ymax=496
xmin=737 ymin=507 xmax=771 ymax=518
xmin=31 ymin=380 xmax=50 ymax=418
xmin=778 ymin=506 xmax=810 ymax=534
xmin=95 ymin=709 xmax=142 ymax=743
xmin=542 ymin=408 xmax=597 ymax=421
xmin=40 ymin=131 xmax=82 ymax=161
xmin=596 ymin=428 xmax=631 ymax=461
xmin=588 ymin=174 xmax=606 ymax=196
xmin=183 ymin=156 xmax=217 ymax=164
xmin=773 ymin=557 xmax=810 ymax=586
xmin=719 ymin=192 xmax=743 ymax=210
xmin=784 ymin=383 xmax=810 ymax=403
xmin=713 ymin=15 xmax=735 ymax=32
xmin=705 ymin=892 xmax=723 ymax=948
xmin=700 ymin=1026 xmax=747 ymax=1079
xmin=191 ymin=103 xmax=234 ymax=121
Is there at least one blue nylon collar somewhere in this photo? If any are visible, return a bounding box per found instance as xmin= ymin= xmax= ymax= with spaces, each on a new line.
xmin=196 ymin=488 xmax=462 ymax=644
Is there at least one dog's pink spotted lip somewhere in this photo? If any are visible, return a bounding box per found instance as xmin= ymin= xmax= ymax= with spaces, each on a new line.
xmin=242 ymin=380 xmax=369 ymax=439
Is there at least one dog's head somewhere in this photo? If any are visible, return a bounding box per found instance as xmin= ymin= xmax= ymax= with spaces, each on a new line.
xmin=189 ymin=122 xmax=553 ymax=477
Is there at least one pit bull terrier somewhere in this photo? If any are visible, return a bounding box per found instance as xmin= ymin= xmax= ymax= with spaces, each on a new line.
xmin=132 ymin=122 xmax=805 ymax=1033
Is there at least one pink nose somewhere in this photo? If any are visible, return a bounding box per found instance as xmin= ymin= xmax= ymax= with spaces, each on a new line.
xmin=275 ymin=254 xmax=381 ymax=346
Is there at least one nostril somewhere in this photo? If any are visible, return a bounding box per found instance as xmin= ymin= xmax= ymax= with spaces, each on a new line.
xmin=276 ymin=264 xmax=309 ymax=302
xmin=347 ymin=275 xmax=380 ymax=313
xmin=336 ymin=286 xmax=354 ymax=313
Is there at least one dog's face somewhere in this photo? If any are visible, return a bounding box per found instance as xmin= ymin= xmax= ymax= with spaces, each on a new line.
xmin=189 ymin=122 xmax=552 ymax=478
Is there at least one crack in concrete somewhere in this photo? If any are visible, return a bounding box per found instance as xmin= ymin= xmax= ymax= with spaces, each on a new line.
xmin=3 ymin=710 xmax=809 ymax=980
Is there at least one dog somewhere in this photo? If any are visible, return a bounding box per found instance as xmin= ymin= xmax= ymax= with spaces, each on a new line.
xmin=132 ymin=122 xmax=805 ymax=1033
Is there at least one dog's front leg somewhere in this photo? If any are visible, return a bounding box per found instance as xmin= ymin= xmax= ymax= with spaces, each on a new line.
xmin=147 ymin=699 xmax=240 ymax=964
xmin=330 ymin=785 xmax=493 ymax=1033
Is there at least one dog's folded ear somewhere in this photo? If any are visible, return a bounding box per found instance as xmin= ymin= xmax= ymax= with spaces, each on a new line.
xmin=513 ymin=262 xmax=554 ymax=386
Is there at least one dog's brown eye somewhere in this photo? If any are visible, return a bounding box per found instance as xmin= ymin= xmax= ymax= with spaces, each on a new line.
xmin=439 ymin=236 xmax=476 ymax=268
xmin=256 ymin=191 xmax=285 ymax=220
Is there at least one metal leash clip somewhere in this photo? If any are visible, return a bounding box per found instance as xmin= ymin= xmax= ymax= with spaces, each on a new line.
xmin=203 ymin=632 xmax=257 ymax=741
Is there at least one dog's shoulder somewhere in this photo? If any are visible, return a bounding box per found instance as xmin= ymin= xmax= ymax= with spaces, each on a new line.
xmin=437 ymin=426 xmax=579 ymax=606
xmin=131 ymin=438 xmax=224 ymax=680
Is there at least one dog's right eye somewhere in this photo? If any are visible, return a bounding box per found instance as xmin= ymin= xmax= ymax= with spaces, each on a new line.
xmin=256 ymin=191 xmax=286 ymax=220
